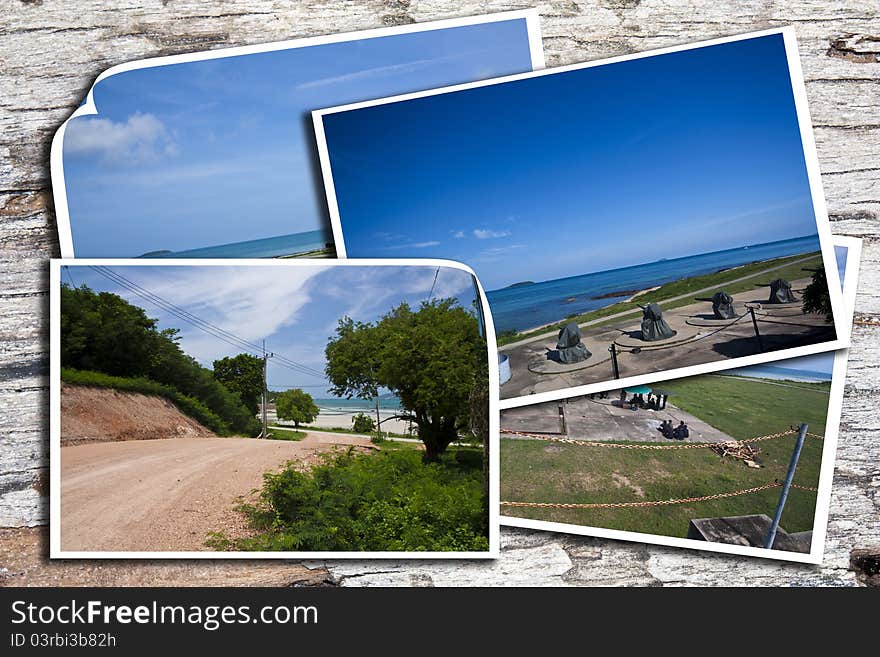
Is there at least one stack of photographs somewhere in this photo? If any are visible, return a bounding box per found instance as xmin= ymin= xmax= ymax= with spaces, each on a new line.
xmin=50 ymin=11 xmax=858 ymax=566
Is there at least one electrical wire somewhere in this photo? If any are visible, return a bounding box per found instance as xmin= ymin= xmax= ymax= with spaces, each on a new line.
xmin=88 ymin=265 xmax=328 ymax=383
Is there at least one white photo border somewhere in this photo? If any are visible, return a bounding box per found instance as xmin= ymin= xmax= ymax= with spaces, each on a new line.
xmin=314 ymin=26 xmax=850 ymax=411
xmin=50 ymin=258 xmax=501 ymax=560
xmin=498 ymin=235 xmax=860 ymax=565
xmin=51 ymin=9 xmax=545 ymax=258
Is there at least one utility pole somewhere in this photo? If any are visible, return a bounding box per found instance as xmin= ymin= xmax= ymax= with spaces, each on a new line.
xmin=764 ymin=423 xmax=808 ymax=549
xmin=260 ymin=340 xmax=274 ymax=439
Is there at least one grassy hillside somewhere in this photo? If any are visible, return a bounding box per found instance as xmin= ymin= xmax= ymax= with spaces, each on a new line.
xmin=62 ymin=368 xmax=231 ymax=435
xmin=501 ymin=372 xmax=829 ymax=539
xmin=61 ymin=284 xmax=260 ymax=436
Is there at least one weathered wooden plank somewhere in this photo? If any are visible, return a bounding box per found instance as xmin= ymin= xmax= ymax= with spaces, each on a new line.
xmin=1 ymin=0 xmax=878 ymax=585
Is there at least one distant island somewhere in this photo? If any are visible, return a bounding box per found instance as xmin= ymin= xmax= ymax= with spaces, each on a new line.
xmin=138 ymin=250 xmax=173 ymax=258
xmin=505 ymin=281 xmax=535 ymax=289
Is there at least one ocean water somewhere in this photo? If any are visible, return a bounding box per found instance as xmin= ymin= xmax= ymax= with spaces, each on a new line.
xmin=140 ymin=229 xmax=331 ymax=259
xmin=725 ymin=364 xmax=832 ymax=383
xmin=314 ymin=397 xmax=402 ymax=415
xmin=486 ymin=234 xmax=821 ymax=334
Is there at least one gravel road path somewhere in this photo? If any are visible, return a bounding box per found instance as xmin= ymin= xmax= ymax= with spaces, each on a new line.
xmin=60 ymin=433 xmax=373 ymax=553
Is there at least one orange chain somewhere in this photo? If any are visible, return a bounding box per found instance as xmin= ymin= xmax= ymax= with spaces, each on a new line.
xmin=499 ymin=428 xmax=823 ymax=450
xmin=501 ymin=481 xmax=819 ymax=510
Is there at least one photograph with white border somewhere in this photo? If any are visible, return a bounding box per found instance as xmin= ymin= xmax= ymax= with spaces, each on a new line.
xmin=498 ymin=236 xmax=859 ymax=564
xmin=50 ymin=258 xmax=499 ymax=559
xmin=51 ymin=10 xmax=543 ymax=259
xmin=314 ymin=27 xmax=849 ymax=408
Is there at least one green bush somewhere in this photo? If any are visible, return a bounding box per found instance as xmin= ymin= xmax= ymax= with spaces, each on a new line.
xmin=352 ymin=412 xmax=376 ymax=434
xmin=208 ymin=448 xmax=488 ymax=552
xmin=62 ymin=367 xmax=230 ymax=435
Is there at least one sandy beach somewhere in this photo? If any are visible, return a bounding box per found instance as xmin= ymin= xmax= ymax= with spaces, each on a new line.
xmin=268 ymin=406 xmax=412 ymax=434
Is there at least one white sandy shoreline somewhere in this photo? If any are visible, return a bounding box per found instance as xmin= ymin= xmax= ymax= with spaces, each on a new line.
xmin=269 ymin=407 xmax=412 ymax=434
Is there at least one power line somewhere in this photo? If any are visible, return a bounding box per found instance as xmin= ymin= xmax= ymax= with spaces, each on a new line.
xmin=91 ymin=266 xmax=327 ymax=378
xmin=427 ymin=266 xmax=440 ymax=302
xmin=63 ymin=265 xmax=78 ymax=288
xmin=88 ymin=265 xmax=328 ymax=382
xmin=93 ymin=266 xmax=270 ymax=356
xmin=93 ymin=266 xmax=327 ymax=378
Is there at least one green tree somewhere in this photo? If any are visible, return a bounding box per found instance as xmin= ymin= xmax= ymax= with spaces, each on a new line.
xmin=213 ymin=353 xmax=264 ymax=415
xmin=324 ymin=316 xmax=383 ymax=431
xmin=275 ymin=388 xmax=319 ymax=429
xmin=61 ymin=284 xmax=161 ymax=377
xmin=802 ymin=268 xmax=833 ymax=322
xmin=325 ymin=298 xmax=485 ymax=463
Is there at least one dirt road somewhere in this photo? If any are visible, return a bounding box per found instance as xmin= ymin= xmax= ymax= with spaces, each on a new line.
xmin=60 ymin=433 xmax=374 ymax=553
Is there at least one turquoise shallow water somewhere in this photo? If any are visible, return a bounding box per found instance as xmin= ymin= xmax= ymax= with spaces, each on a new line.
xmin=486 ymin=234 xmax=821 ymax=334
xmin=313 ymin=397 xmax=402 ymax=415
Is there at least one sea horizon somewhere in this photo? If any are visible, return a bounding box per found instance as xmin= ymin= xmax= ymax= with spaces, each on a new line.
xmin=487 ymin=233 xmax=821 ymax=334
xmin=722 ymin=364 xmax=832 ymax=383
xmin=139 ymin=229 xmax=331 ymax=259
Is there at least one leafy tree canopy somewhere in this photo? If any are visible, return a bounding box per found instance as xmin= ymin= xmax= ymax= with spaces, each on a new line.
xmin=802 ymin=268 xmax=833 ymax=323
xmin=325 ymin=298 xmax=485 ymax=462
xmin=213 ymin=353 xmax=264 ymax=415
xmin=275 ymin=388 xmax=319 ymax=428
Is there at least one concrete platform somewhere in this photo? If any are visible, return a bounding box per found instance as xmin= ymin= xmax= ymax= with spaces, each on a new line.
xmin=685 ymin=313 xmax=746 ymax=328
xmin=743 ymin=299 xmax=802 ymax=310
xmin=526 ymin=337 xmax=612 ymax=375
xmin=687 ymin=514 xmax=812 ymax=553
xmin=502 ymin=401 xmax=565 ymax=435
xmin=501 ymin=394 xmax=733 ymax=444
xmin=614 ymin=323 xmax=700 ymax=349
xmin=500 ymin=275 xmax=835 ymax=401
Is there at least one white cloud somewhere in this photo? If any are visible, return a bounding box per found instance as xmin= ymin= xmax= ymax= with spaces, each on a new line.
xmin=318 ymin=266 xmax=474 ymax=330
xmin=127 ymin=265 xmax=327 ymax=362
xmin=451 ymin=230 xmax=466 ymax=239
xmin=382 ymin=240 xmax=441 ymax=250
xmin=101 ymin=264 xmax=477 ymax=369
xmin=296 ymin=57 xmax=451 ymax=90
xmin=473 ymin=228 xmax=511 ymax=239
xmin=470 ymin=244 xmax=528 ymax=264
xmin=65 ymin=112 xmax=177 ymax=164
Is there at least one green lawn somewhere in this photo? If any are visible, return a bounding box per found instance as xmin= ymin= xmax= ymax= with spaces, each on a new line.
xmin=497 ymin=252 xmax=822 ymax=345
xmin=298 ymin=424 xmax=414 ymax=440
xmin=265 ymin=428 xmax=306 ymax=441
xmin=501 ymin=372 xmax=829 ymax=538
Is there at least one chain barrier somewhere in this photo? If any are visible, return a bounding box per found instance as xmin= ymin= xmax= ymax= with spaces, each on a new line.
xmin=499 ymin=427 xmax=823 ymax=450
xmin=501 ymin=480 xmax=818 ymax=510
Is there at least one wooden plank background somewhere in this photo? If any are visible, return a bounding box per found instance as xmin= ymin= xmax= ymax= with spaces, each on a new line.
xmin=1 ymin=0 xmax=877 ymax=586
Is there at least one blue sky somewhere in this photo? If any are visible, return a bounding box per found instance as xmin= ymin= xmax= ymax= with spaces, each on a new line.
xmin=62 ymin=18 xmax=535 ymax=257
xmin=64 ymin=264 xmax=479 ymax=397
xmin=323 ymin=33 xmax=820 ymax=291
